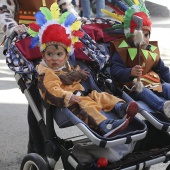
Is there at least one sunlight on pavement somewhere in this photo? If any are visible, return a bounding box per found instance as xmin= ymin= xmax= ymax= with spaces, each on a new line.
xmin=0 ymin=77 xmax=15 ymax=81
xmin=0 ymin=88 xmax=27 ymax=104
xmin=0 ymin=70 xmax=14 ymax=75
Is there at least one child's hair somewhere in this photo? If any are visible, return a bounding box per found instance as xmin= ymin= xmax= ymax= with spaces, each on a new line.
xmin=43 ymin=44 xmax=68 ymax=54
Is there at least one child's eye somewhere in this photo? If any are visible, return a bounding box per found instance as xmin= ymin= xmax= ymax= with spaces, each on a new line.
xmin=57 ymin=53 xmax=63 ymax=56
xmin=47 ymin=52 xmax=53 ymax=56
xmin=144 ymin=33 xmax=149 ymax=37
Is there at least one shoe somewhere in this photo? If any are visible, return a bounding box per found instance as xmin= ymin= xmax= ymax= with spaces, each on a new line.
xmin=99 ymin=118 xmax=129 ymax=138
xmin=119 ymin=101 xmax=139 ymax=122
xmin=163 ymin=101 xmax=170 ymax=119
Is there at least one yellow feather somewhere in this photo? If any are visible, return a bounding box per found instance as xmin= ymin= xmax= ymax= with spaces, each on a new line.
xmin=50 ymin=3 xmax=60 ymax=19
xmin=70 ymin=21 xmax=81 ymax=31
xmin=133 ymin=0 xmax=139 ymax=5
xmin=72 ymin=37 xmax=79 ymax=43
xmin=67 ymin=47 xmax=71 ymax=52
xmin=101 ymin=9 xmax=124 ymax=22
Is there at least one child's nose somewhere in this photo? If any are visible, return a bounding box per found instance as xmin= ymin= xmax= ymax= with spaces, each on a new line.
xmin=52 ymin=55 xmax=58 ymax=60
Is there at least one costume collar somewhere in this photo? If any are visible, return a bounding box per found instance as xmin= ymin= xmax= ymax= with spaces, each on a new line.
xmin=41 ymin=59 xmax=66 ymax=71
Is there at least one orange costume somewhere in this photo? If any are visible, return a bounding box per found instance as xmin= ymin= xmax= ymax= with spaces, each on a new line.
xmin=36 ymin=61 xmax=124 ymax=129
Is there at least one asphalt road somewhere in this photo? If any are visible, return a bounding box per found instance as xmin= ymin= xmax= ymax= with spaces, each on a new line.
xmin=0 ymin=16 xmax=170 ymax=170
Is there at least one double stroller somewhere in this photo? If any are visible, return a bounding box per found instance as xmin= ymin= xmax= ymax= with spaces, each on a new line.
xmin=3 ymin=20 xmax=170 ymax=170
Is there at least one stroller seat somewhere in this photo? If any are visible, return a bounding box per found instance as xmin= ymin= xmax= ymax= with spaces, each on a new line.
xmin=118 ymin=88 xmax=170 ymax=132
xmin=138 ymin=99 xmax=170 ymax=132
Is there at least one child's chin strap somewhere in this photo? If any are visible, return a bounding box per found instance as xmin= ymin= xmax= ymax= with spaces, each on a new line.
xmin=133 ymin=15 xmax=144 ymax=93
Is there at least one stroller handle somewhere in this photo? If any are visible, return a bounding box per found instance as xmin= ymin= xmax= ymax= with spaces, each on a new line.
xmin=3 ymin=31 xmax=18 ymax=55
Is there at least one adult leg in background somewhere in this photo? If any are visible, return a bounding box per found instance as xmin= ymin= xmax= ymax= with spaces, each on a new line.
xmin=95 ymin=0 xmax=105 ymax=18
xmin=81 ymin=0 xmax=91 ymax=18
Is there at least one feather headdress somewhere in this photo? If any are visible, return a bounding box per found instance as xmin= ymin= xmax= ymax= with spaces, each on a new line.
xmin=102 ymin=0 xmax=152 ymax=38
xmin=28 ymin=3 xmax=84 ymax=57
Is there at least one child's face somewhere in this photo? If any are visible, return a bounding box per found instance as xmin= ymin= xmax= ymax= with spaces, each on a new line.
xmin=141 ymin=30 xmax=150 ymax=49
xmin=42 ymin=45 xmax=69 ymax=70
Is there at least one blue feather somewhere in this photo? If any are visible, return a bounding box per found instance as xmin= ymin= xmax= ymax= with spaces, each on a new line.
xmin=111 ymin=0 xmax=128 ymax=11
xmin=35 ymin=11 xmax=47 ymax=26
xmin=64 ymin=13 xmax=76 ymax=27
xmin=30 ymin=36 xmax=39 ymax=49
xmin=104 ymin=28 xmax=124 ymax=34
xmin=70 ymin=52 xmax=75 ymax=60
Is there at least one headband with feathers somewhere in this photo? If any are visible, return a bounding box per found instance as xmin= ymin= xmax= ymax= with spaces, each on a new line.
xmin=28 ymin=3 xmax=84 ymax=59
xmin=102 ymin=0 xmax=152 ymax=38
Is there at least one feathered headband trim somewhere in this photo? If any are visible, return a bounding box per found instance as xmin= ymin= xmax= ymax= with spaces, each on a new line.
xmin=102 ymin=0 xmax=152 ymax=38
xmin=28 ymin=3 xmax=84 ymax=57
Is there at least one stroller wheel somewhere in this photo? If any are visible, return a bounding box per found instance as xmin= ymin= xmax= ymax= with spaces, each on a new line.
xmin=20 ymin=153 xmax=49 ymax=170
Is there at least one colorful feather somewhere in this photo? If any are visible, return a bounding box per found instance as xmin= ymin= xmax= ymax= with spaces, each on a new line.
xmin=59 ymin=11 xmax=70 ymax=24
xmin=64 ymin=13 xmax=76 ymax=27
xmin=72 ymin=30 xmax=84 ymax=37
xmin=124 ymin=8 xmax=135 ymax=29
xmin=30 ymin=36 xmax=39 ymax=49
xmin=29 ymin=23 xmax=40 ymax=32
xmin=35 ymin=11 xmax=47 ymax=26
xmin=70 ymin=20 xmax=81 ymax=31
xmin=74 ymin=42 xmax=83 ymax=49
xmin=133 ymin=0 xmax=140 ymax=5
xmin=71 ymin=36 xmax=79 ymax=43
xmin=70 ymin=53 xmax=75 ymax=61
xmin=103 ymin=24 xmax=124 ymax=31
xmin=139 ymin=3 xmax=150 ymax=15
xmin=106 ymin=1 xmax=125 ymax=15
xmin=104 ymin=28 xmax=124 ymax=34
xmin=27 ymin=27 xmax=38 ymax=37
xmin=111 ymin=0 xmax=128 ymax=11
xmin=40 ymin=7 xmax=52 ymax=20
xmin=101 ymin=9 xmax=124 ymax=22
xmin=124 ymin=0 xmax=135 ymax=7
xmin=50 ymin=2 xmax=60 ymax=19
xmin=131 ymin=5 xmax=140 ymax=12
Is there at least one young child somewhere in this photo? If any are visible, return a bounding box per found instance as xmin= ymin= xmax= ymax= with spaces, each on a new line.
xmin=103 ymin=0 xmax=170 ymax=119
xmin=28 ymin=3 xmax=139 ymax=138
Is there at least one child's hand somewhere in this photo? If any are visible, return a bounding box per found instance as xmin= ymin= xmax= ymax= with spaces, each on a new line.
xmin=81 ymin=68 xmax=89 ymax=80
xmin=70 ymin=94 xmax=80 ymax=105
xmin=130 ymin=65 xmax=143 ymax=77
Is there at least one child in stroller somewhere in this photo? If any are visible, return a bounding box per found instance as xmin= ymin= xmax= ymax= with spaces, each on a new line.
xmin=30 ymin=4 xmax=139 ymax=138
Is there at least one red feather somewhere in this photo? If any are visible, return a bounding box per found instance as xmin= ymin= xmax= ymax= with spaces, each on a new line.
xmin=42 ymin=24 xmax=71 ymax=47
xmin=74 ymin=42 xmax=83 ymax=49
xmin=29 ymin=23 xmax=40 ymax=32
xmin=72 ymin=30 xmax=84 ymax=38
xmin=130 ymin=12 xmax=152 ymax=34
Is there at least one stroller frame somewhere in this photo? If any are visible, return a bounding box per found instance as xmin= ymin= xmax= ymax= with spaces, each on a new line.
xmin=4 ymin=33 xmax=170 ymax=170
xmin=14 ymin=61 xmax=170 ymax=170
